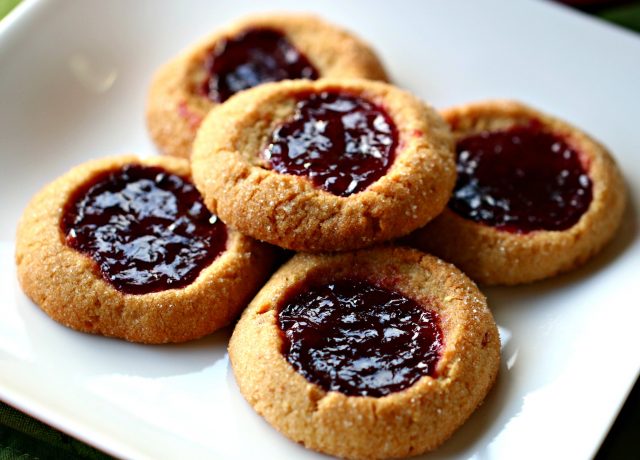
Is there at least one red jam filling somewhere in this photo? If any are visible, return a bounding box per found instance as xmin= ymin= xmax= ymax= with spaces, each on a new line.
xmin=62 ymin=165 xmax=227 ymax=295
xmin=201 ymin=28 xmax=319 ymax=103
xmin=449 ymin=124 xmax=593 ymax=233
xmin=278 ymin=280 xmax=442 ymax=397
xmin=263 ymin=92 xmax=398 ymax=197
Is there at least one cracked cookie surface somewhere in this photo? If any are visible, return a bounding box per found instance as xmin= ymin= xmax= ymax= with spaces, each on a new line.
xmin=16 ymin=155 xmax=274 ymax=343
xmin=229 ymin=246 xmax=500 ymax=459
xmin=192 ymin=79 xmax=455 ymax=252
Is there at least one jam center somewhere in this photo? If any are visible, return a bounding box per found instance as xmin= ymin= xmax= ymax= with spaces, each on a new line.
xmin=278 ymin=280 xmax=442 ymax=397
xmin=62 ymin=165 xmax=227 ymax=295
xmin=201 ymin=28 xmax=319 ymax=103
xmin=449 ymin=124 xmax=593 ymax=233
xmin=263 ymin=92 xmax=398 ymax=197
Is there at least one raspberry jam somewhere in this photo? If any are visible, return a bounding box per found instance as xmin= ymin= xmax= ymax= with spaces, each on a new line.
xmin=62 ymin=165 xmax=227 ymax=295
xmin=450 ymin=124 xmax=593 ymax=233
xmin=201 ymin=28 xmax=319 ymax=103
xmin=278 ymin=280 xmax=442 ymax=397
xmin=263 ymin=92 xmax=398 ymax=197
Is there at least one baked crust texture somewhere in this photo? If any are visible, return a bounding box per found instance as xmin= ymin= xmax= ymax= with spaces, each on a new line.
xmin=146 ymin=13 xmax=389 ymax=159
xmin=192 ymin=78 xmax=455 ymax=252
xmin=16 ymin=155 xmax=274 ymax=344
xmin=407 ymin=100 xmax=627 ymax=285
xmin=229 ymin=246 xmax=500 ymax=459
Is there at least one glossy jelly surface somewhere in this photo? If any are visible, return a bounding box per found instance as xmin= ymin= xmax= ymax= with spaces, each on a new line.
xmin=263 ymin=92 xmax=398 ymax=197
xmin=201 ymin=28 xmax=318 ymax=103
xmin=278 ymin=279 xmax=442 ymax=397
xmin=450 ymin=124 xmax=593 ymax=233
xmin=62 ymin=165 xmax=227 ymax=295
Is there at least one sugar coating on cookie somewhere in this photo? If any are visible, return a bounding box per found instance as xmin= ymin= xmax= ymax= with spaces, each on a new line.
xmin=407 ymin=100 xmax=626 ymax=285
xmin=229 ymin=247 xmax=500 ymax=459
xmin=16 ymin=155 xmax=274 ymax=344
xmin=192 ymin=79 xmax=455 ymax=252
xmin=146 ymin=13 xmax=388 ymax=158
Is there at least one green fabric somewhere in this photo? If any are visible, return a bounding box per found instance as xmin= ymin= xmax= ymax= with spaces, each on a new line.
xmin=0 ymin=1 xmax=639 ymax=459
xmin=598 ymin=3 xmax=640 ymax=33
xmin=0 ymin=0 xmax=21 ymax=21
xmin=0 ymin=402 xmax=112 ymax=459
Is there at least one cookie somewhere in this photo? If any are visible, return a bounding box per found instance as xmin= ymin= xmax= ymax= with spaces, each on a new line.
xmin=16 ymin=155 xmax=274 ymax=344
xmin=229 ymin=246 xmax=500 ymax=459
xmin=192 ymin=78 xmax=455 ymax=252
xmin=147 ymin=13 xmax=388 ymax=159
xmin=406 ymin=100 xmax=626 ymax=285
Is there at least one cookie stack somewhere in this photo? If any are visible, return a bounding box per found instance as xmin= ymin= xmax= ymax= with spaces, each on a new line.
xmin=15 ymin=13 xmax=625 ymax=460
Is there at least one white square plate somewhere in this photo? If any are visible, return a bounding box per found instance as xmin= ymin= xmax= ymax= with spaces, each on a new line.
xmin=1 ymin=0 xmax=639 ymax=458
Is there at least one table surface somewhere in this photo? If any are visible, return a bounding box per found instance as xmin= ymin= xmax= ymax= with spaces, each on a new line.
xmin=1 ymin=1 xmax=639 ymax=459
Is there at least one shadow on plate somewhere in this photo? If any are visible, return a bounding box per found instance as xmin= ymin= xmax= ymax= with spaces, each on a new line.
xmin=15 ymin=289 xmax=233 ymax=378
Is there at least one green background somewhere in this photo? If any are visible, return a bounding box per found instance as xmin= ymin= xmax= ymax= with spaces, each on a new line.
xmin=1 ymin=1 xmax=639 ymax=458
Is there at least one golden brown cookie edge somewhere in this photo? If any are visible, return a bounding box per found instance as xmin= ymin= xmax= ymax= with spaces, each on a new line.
xmin=146 ymin=13 xmax=389 ymax=159
xmin=406 ymin=100 xmax=627 ymax=285
xmin=191 ymin=78 xmax=456 ymax=252
xmin=15 ymin=155 xmax=274 ymax=344
xmin=229 ymin=246 xmax=500 ymax=459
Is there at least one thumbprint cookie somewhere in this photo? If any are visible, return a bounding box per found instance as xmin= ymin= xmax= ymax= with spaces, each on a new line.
xmin=229 ymin=246 xmax=500 ymax=459
xmin=147 ymin=14 xmax=388 ymax=158
xmin=16 ymin=155 xmax=273 ymax=343
xmin=407 ymin=100 xmax=626 ymax=285
xmin=191 ymin=79 xmax=455 ymax=252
